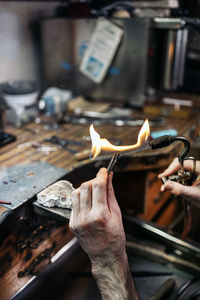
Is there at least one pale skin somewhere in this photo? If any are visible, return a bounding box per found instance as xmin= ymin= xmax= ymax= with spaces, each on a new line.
xmin=69 ymin=168 xmax=139 ymax=300
xmin=159 ymin=158 xmax=200 ymax=207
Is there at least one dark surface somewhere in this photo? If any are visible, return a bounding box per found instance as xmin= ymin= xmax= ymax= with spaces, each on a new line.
xmin=0 ymin=132 xmax=16 ymax=147
xmin=130 ymin=255 xmax=200 ymax=300
xmin=11 ymin=240 xmax=200 ymax=300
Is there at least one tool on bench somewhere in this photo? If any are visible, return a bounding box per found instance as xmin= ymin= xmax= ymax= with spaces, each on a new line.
xmin=0 ymin=200 xmax=12 ymax=205
xmin=0 ymin=131 xmax=16 ymax=147
xmin=44 ymin=135 xmax=84 ymax=154
xmin=64 ymin=115 xmax=165 ymax=127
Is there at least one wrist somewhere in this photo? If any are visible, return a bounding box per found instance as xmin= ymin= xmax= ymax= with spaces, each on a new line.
xmin=90 ymin=251 xmax=139 ymax=300
xmin=91 ymin=249 xmax=128 ymax=275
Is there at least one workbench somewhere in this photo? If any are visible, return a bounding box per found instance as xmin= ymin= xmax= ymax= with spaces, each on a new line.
xmin=0 ymin=111 xmax=198 ymax=221
xmin=0 ymin=106 xmax=200 ymax=300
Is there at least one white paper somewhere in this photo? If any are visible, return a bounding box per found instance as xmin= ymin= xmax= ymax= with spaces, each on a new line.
xmin=79 ymin=19 xmax=124 ymax=83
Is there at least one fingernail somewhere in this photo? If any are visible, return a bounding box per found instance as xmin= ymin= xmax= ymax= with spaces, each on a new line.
xmin=160 ymin=184 xmax=165 ymax=192
xmin=161 ymin=181 xmax=174 ymax=192
xmin=110 ymin=172 xmax=113 ymax=181
xmin=158 ymin=174 xmax=163 ymax=178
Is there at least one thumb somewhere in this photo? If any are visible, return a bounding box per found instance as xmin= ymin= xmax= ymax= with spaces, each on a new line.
xmin=161 ymin=180 xmax=200 ymax=204
xmin=158 ymin=158 xmax=180 ymax=178
xmin=107 ymin=172 xmax=114 ymax=196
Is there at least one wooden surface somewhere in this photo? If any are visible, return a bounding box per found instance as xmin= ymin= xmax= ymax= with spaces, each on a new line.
xmin=0 ymin=211 xmax=74 ymax=300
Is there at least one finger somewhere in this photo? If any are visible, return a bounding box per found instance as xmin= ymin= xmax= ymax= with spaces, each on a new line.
xmin=158 ymin=158 xmax=180 ymax=178
xmin=159 ymin=158 xmax=198 ymax=179
xmin=161 ymin=180 xmax=200 ymax=203
xmin=80 ymin=180 xmax=93 ymax=215
xmin=92 ymin=168 xmax=108 ymax=211
xmin=69 ymin=209 xmax=74 ymax=230
xmin=71 ymin=188 xmax=80 ymax=219
xmin=107 ymin=172 xmax=118 ymax=212
xmin=108 ymin=172 xmax=114 ymax=196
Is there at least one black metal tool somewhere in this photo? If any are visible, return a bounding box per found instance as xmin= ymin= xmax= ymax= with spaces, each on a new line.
xmin=44 ymin=135 xmax=84 ymax=154
xmin=151 ymin=135 xmax=196 ymax=185
xmin=150 ymin=135 xmax=196 ymax=182
xmin=0 ymin=131 xmax=16 ymax=147
xmin=150 ymin=135 xmax=197 ymax=239
xmin=150 ymin=135 xmax=191 ymax=166
xmin=107 ymin=153 xmax=120 ymax=174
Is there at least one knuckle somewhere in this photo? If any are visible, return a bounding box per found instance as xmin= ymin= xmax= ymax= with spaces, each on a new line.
xmin=93 ymin=217 xmax=106 ymax=228
xmin=80 ymin=182 xmax=89 ymax=192
xmin=90 ymin=212 xmax=107 ymax=228
xmin=93 ymin=179 xmax=104 ymax=190
xmin=72 ymin=189 xmax=80 ymax=198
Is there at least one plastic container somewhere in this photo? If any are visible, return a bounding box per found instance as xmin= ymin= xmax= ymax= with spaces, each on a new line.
xmin=1 ymin=80 xmax=39 ymax=115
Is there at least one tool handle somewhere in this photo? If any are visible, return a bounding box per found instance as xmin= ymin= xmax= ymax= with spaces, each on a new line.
xmin=149 ymin=278 xmax=176 ymax=300
xmin=151 ymin=135 xmax=175 ymax=150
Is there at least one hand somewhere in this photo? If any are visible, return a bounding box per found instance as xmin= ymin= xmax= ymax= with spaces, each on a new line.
xmin=69 ymin=167 xmax=125 ymax=263
xmin=69 ymin=168 xmax=139 ymax=300
xmin=158 ymin=158 xmax=200 ymax=207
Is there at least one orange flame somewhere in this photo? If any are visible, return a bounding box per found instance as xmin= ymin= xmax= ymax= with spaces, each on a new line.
xmin=90 ymin=119 xmax=150 ymax=159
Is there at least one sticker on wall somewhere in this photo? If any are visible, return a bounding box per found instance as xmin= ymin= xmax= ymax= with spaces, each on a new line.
xmin=79 ymin=18 xmax=124 ymax=84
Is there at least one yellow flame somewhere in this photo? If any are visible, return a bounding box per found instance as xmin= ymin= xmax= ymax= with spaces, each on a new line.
xmin=90 ymin=119 xmax=150 ymax=159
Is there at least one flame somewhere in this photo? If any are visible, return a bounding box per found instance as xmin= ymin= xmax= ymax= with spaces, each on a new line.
xmin=90 ymin=119 xmax=150 ymax=159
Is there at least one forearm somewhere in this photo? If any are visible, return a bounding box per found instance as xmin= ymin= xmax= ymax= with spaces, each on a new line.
xmin=91 ymin=251 xmax=139 ymax=300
